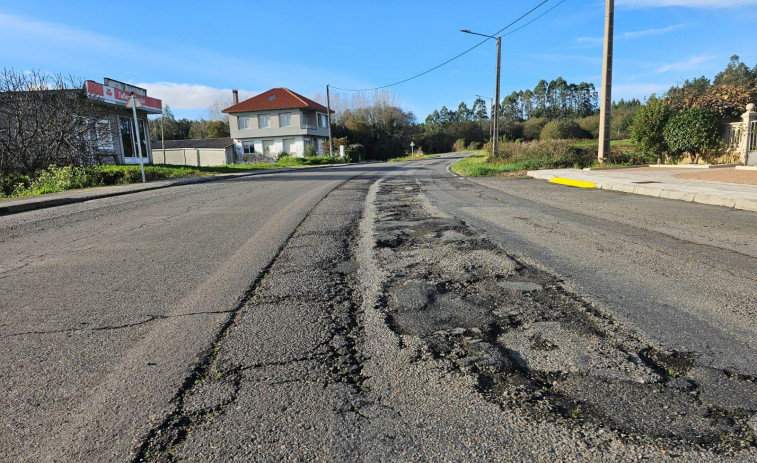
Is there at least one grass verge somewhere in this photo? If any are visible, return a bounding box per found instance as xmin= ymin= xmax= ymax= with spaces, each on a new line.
xmin=1 ymin=155 xmax=342 ymax=198
xmin=387 ymin=154 xmax=440 ymax=162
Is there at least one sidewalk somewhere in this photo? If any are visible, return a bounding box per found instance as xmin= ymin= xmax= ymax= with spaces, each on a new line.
xmin=0 ymin=164 xmax=346 ymax=216
xmin=527 ymin=166 xmax=757 ymax=212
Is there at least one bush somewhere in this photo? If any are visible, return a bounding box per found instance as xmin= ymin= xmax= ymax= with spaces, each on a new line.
xmin=578 ymin=115 xmax=600 ymax=139
xmin=495 ymin=139 xmax=596 ymax=169
xmin=1 ymin=173 xmax=30 ymax=196
xmin=522 ymin=117 xmax=548 ymax=140
xmin=663 ymin=109 xmax=721 ymax=163
xmin=303 ymin=144 xmax=317 ymax=158
xmin=540 ymin=119 xmax=588 ymax=140
xmin=501 ymin=121 xmax=524 ymax=140
xmin=453 ymin=138 xmax=466 ymax=151
xmin=630 ymin=96 xmax=673 ymax=163
xmin=468 ymin=141 xmax=482 ymax=150
xmin=277 ymin=151 xmax=290 ymax=160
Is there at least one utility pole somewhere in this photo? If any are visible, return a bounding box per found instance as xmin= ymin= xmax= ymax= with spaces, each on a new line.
xmin=461 ymin=30 xmax=501 ymax=157
xmin=161 ymin=111 xmax=166 ymax=164
xmin=598 ymin=0 xmax=614 ymax=163
xmin=494 ymin=36 xmax=501 ymax=158
xmin=326 ymin=84 xmax=334 ymax=157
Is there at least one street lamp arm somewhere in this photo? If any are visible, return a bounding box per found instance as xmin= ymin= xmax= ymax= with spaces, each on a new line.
xmin=460 ymin=29 xmax=497 ymax=39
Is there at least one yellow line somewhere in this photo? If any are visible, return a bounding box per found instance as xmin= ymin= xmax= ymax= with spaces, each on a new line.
xmin=549 ymin=177 xmax=596 ymax=188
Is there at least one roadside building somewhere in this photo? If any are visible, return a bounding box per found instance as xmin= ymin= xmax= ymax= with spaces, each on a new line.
xmin=223 ymin=87 xmax=332 ymax=160
xmin=152 ymin=137 xmax=235 ymax=166
xmin=83 ymin=78 xmax=163 ymax=164
xmin=0 ymin=77 xmax=162 ymax=176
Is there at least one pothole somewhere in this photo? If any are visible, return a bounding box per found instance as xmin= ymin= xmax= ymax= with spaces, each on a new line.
xmin=371 ymin=176 xmax=757 ymax=454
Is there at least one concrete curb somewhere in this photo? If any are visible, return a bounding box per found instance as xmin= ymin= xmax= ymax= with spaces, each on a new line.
xmin=0 ymin=163 xmax=349 ymax=216
xmin=525 ymin=170 xmax=757 ymax=212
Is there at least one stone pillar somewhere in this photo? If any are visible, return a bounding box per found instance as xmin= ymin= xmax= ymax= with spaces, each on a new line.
xmin=741 ymin=103 xmax=756 ymax=165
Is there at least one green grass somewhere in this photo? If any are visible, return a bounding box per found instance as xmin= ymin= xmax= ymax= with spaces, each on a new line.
xmin=1 ymin=155 xmax=343 ymax=199
xmin=387 ymin=154 xmax=440 ymax=162
xmin=451 ymin=139 xmax=648 ymax=177
xmin=450 ymin=150 xmax=538 ymax=176
xmin=450 ymin=149 xmax=556 ymax=177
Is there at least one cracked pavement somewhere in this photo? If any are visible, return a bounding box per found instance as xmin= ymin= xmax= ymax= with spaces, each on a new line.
xmin=1 ymin=155 xmax=755 ymax=462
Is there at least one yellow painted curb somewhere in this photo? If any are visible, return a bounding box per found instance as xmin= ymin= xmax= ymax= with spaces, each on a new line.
xmin=549 ymin=177 xmax=596 ymax=188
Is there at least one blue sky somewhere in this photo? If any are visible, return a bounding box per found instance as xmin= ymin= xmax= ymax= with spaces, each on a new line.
xmin=2 ymin=0 xmax=756 ymax=121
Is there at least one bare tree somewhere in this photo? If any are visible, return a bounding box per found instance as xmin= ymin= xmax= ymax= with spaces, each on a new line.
xmin=0 ymin=68 xmax=117 ymax=177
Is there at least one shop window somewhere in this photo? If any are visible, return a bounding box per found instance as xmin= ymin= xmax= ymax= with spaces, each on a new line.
xmin=118 ymin=116 xmax=148 ymax=160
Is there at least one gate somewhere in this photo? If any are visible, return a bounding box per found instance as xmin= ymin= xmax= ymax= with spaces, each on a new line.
xmin=749 ymin=120 xmax=757 ymax=165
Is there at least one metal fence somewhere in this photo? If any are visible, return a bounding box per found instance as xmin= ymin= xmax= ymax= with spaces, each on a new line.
xmin=749 ymin=120 xmax=757 ymax=152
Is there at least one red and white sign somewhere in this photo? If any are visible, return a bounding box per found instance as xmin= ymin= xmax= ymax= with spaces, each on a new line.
xmin=85 ymin=80 xmax=162 ymax=113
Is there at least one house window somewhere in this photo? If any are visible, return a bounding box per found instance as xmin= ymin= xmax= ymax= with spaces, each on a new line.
xmin=279 ymin=112 xmax=292 ymax=127
xmin=258 ymin=115 xmax=271 ymax=129
xmin=96 ymin=119 xmax=113 ymax=149
xmin=242 ymin=141 xmax=255 ymax=154
xmin=317 ymin=113 xmax=328 ymax=128
xmin=238 ymin=116 xmax=250 ymax=130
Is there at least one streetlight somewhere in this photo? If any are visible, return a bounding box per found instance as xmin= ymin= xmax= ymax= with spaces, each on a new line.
xmin=126 ymin=94 xmax=146 ymax=183
xmin=461 ymin=29 xmax=501 ymax=157
xmin=475 ymin=94 xmax=494 ymax=143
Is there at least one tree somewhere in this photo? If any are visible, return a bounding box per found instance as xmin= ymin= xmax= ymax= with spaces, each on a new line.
xmin=456 ymin=102 xmax=473 ymax=122
xmin=663 ymin=109 xmax=721 ymax=164
xmin=522 ymin=117 xmax=548 ymax=140
xmin=206 ymin=120 xmax=230 ymax=138
xmin=713 ymin=55 xmax=756 ymax=87
xmin=471 ymin=98 xmax=488 ymax=121
xmin=666 ymin=56 xmax=757 ymax=118
xmin=0 ymin=68 xmax=118 ymax=176
xmin=630 ymin=96 xmax=673 ymax=163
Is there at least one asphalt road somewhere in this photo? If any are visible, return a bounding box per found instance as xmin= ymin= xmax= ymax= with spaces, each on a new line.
xmin=1 ymin=154 xmax=755 ymax=462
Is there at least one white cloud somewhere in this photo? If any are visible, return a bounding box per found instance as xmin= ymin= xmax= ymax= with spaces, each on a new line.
xmin=612 ymin=83 xmax=670 ymax=100
xmin=621 ymin=24 xmax=686 ymax=38
xmin=655 ymin=55 xmax=715 ymax=73
xmin=576 ymin=24 xmax=686 ymax=47
xmin=135 ymin=82 xmax=260 ymax=110
xmin=576 ymin=37 xmax=603 ymax=45
xmin=618 ymin=0 xmax=757 ymax=8
xmin=0 ymin=13 xmax=132 ymax=52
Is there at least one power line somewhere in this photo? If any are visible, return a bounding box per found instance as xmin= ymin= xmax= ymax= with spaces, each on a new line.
xmin=502 ymin=0 xmax=567 ymax=37
xmin=330 ymin=0 xmax=560 ymax=92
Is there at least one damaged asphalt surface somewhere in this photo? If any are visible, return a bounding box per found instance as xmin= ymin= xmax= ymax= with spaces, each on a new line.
xmin=1 ymin=154 xmax=756 ymax=461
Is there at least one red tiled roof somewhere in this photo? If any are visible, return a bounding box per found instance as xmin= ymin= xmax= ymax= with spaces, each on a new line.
xmin=222 ymin=87 xmax=331 ymax=113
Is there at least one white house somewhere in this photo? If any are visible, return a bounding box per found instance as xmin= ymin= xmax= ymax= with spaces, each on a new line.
xmin=223 ymin=87 xmax=332 ymax=160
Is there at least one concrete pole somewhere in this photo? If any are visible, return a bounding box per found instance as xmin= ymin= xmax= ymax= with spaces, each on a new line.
xmin=493 ymin=36 xmax=501 ymax=158
xmin=161 ymin=112 xmax=166 ymax=164
xmin=326 ymin=84 xmax=334 ymax=157
xmin=129 ymin=95 xmax=146 ymax=183
xmin=598 ymin=0 xmax=614 ymax=163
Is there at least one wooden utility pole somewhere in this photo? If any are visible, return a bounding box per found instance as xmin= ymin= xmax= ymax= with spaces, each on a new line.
xmin=598 ymin=0 xmax=614 ymax=162
xmin=326 ymin=84 xmax=334 ymax=157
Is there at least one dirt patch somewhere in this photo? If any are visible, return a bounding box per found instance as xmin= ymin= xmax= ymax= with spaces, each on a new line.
xmin=673 ymin=168 xmax=757 ymax=185
xmin=370 ymin=176 xmax=756 ymax=454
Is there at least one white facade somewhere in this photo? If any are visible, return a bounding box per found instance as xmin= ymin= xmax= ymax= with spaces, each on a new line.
xmin=229 ymin=109 xmax=329 ymax=160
